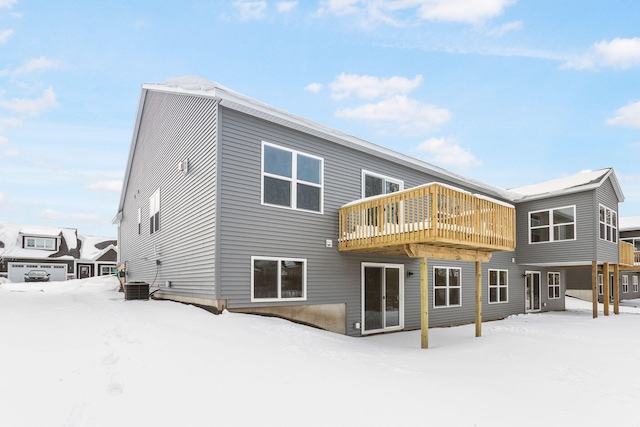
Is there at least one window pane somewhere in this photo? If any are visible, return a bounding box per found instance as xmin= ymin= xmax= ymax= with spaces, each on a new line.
xmin=599 ymin=206 xmax=605 ymax=222
xmin=449 ymin=288 xmax=460 ymax=306
xmin=489 ymin=288 xmax=497 ymax=303
xmin=365 ymin=175 xmax=383 ymax=198
xmin=554 ymin=224 xmax=574 ymax=240
xmin=297 ymin=155 xmax=320 ymax=184
xmin=264 ymin=145 xmax=292 ymax=178
xmin=600 ymin=223 xmax=606 ymax=240
xmin=297 ymin=183 xmax=320 ymax=212
xmin=254 ymin=260 xmax=278 ymax=299
xmin=499 ymin=270 xmax=507 ymax=285
xmin=531 ymin=228 xmax=549 ymax=242
xmin=489 ymin=270 xmax=497 ymax=285
xmin=611 ymin=211 xmax=617 ymax=227
xmin=386 ymin=181 xmax=400 ymax=193
xmin=553 ymin=207 xmax=574 ymax=224
xmin=264 ymin=176 xmax=291 ymax=207
xmin=435 ymin=289 xmax=447 ymax=307
xmin=281 ymin=261 xmax=303 ymax=298
xmin=435 ymin=268 xmax=447 ymax=287
xmin=530 ymin=211 xmax=549 ymax=227
xmin=499 ymin=287 xmax=508 ymax=302
xmin=449 ymin=269 xmax=460 ymax=286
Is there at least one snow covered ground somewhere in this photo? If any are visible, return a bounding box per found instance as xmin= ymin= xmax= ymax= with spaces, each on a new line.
xmin=1 ymin=276 xmax=639 ymax=427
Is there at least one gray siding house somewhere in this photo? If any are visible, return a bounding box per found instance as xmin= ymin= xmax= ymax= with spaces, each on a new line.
xmin=114 ymin=76 xmax=631 ymax=342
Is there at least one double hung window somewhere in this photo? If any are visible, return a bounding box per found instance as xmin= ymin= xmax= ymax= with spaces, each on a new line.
xmin=529 ymin=206 xmax=575 ymax=243
xmin=633 ymin=276 xmax=638 ymax=293
xmin=548 ymin=272 xmax=561 ymax=299
xmin=362 ymin=171 xmax=403 ymax=198
xmin=434 ymin=267 xmax=461 ymax=307
xmin=262 ymin=142 xmax=323 ymax=213
xmin=488 ymin=269 xmax=508 ymax=303
xmin=251 ymin=257 xmax=306 ymax=301
xmin=622 ymin=275 xmax=629 ymax=293
xmin=599 ymin=205 xmax=617 ymax=243
xmin=150 ymin=189 xmax=160 ymax=234
xmin=25 ymin=237 xmax=56 ymax=250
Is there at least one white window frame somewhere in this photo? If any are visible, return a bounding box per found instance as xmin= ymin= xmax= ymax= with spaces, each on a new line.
xmin=633 ymin=276 xmax=638 ymax=293
xmin=528 ymin=205 xmax=576 ymax=244
xmin=251 ymin=256 xmax=307 ymax=302
xmin=548 ymin=272 xmax=561 ymax=299
xmin=598 ymin=273 xmax=603 ymax=296
xmin=622 ymin=275 xmax=629 ymax=293
xmin=433 ymin=266 xmax=462 ymax=308
xmin=137 ymin=207 xmax=142 ymax=235
xmin=599 ymin=204 xmax=618 ymax=243
xmin=150 ymin=189 xmax=160 ymax=234
xmin=261 ymin=141 xmax=324 ymax=214
xmin=361 ymin=170 xmax=404 ymax=198
xmin=488 ymin=269 xmax=508 ymax=304
xmin=24 ymin=237 xmax=56 ymax=251
xmin=100 ymin=265 xmax=118 ymax=275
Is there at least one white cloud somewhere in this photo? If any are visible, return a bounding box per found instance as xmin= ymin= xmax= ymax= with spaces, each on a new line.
xmin=0 ymin=87 xmax=59 ymax=117
xmin=0 ymin=0 xmax=17 ymax=9
xmin=413 ymin=137 xmax=482 ymax=169
xmin=12 ymin=57 xmax=65 ymax=75
xmin=329 ymin=74 xmax=423 ymax=100
xmin=86 ymin=181 xmax=122 ymax=192
xmin=233 ymin=0 xmax=267 ymax=20
xmin=563 ymin=37 xmax=640 ymax=70
xmin=0 ymin=29 xmax=12 ymax=44
xmin=277 ymin=1 xmax=298 ymax=12
xmin=0 ymin=147 xmax=18 ymax=158
xmin=0 ymin=192 xmax=4 ymax=203
xmin=487 ymin=20 xmax=522 ymax=37
xmin=318 ymin=0 xmax=515 ymax=26
xmin=304 ymin=82 xmax=323 ymax=93
xmin=606 ymin=101 xmax=640 ymax=129
xmin=40 ymin=210 xmax=99 ymax=222
xmin=0 ymin=135 xmax=7 ymax=145
xmin=336 ymin=95 xmax=451 ymax=133
xmin=0 ymin=117 xmax=22 ymax=129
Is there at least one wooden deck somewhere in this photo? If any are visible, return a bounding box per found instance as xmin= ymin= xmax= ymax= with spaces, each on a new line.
xmin=619 ymin=241 xmax=638 ymax=268
xmin=338 ymin=182 xmax=516 ymax=257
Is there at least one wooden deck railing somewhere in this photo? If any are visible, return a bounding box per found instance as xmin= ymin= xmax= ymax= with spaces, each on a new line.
xmin=620 ymin=241 xmax=636 ymax=267
xmin=338 ymin=183 xmax=516 ymax=254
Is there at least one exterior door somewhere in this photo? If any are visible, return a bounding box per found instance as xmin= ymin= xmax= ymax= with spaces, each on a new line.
xmin=525 ymin=271 xmax=541 ymax=312
xmin=362 ymin=263 xmax=403 ymax=334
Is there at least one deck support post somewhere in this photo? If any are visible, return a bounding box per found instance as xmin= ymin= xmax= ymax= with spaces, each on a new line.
xmin=475 ymin=261 xmax=482 ymax=338
xmin=420 ymin=257 xmax=429 ymax=349
xmin=613 ymin=263 xmax=620 ymax=315
xmin=603 ymin=262 xmax=610 ymax=316
xmin=591 ymin=261 xmax=598 ymax=318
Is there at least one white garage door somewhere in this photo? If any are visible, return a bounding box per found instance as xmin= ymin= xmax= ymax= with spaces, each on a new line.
xmin=8 ymin=262 xmax=68 ymax=283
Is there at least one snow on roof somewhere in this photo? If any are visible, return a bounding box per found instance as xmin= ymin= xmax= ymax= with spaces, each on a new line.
xmin=508 ymin=168 xmax=624 ymax=203
xmin=18 ymin=226 xmax=63 ymax=238
xmin=620 ymin=216 xmax=640 ymax=232
xmin=78 ymin=235 xmax=117 ymax=261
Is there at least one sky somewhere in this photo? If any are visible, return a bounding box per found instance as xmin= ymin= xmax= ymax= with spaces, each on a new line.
xmin=2 ymin=275 xmax=640 ymax=426
xmin=1 ymin=0 xmax=640 ymax=237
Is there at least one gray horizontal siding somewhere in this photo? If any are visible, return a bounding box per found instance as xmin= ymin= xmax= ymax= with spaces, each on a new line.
xmin=119 ymin=91 xmax=218 ymax=297
xmin=595 ymin=178 xmax=620 ymax=263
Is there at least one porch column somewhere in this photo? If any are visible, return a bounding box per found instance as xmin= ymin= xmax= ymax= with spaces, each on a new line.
xmin=591 ymin=261 xmax=598 ymax=319
xmin=613 ymin=263 xmax=620 ymax=315
xmin=420 ymin=257 xmax=429 ymax=349
xmin=475 ymin=261 xmax=482 ymax=338
xmin=603 ymin=262 xmax=610 ymax=316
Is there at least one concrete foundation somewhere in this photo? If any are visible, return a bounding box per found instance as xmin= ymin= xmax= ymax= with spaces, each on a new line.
xmin=230 ymin=303 xmax=347 ymax=334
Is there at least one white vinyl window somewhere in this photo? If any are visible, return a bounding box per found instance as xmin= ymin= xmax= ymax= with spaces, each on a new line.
xmin=25 ymin=237 xmax=56 ymax=250
xmin=548 ymin=272 xmax=561 ymax=299
xmin=251 ymin=257 xmax=307 ymax=302
xmin=599 ymin=205 xmax=617 ymax=243
xmin=262 ymin=142 xmax=323 ymax=213
xmin=488 ymin=269 xmax=508 ymax=303
xmin=598 ymin=273 xmax=603 ymax=296
xmin=361 ymin=170 xmax=403 ymax=198
xmin=150 ymin=189 xmax=160 ymax=234
xmin=137 ymin=208 xmax=142 ymax=235
xmin=622 ymin=275 xmax=629 ymax=293
xmin=633 ymin=276 xmax=638 ymax=293
xmin=100 ymin=265 xmax=118 ymax=276
xmin=529 ymin=206 xmax=576 ymax=243
xmin=434 ymin=267 xmax=461 ymax=308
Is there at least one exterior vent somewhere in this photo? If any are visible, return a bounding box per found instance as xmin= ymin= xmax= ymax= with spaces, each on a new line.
xmin=124 ymin=282 xmax=149 ymax=300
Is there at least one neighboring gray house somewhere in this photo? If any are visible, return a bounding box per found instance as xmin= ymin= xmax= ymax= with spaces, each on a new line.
xmin=0 ymin=223 xmax=118 ymax=281
xmin=114 ymin=76 xmax=630 ymax=343
xmin=618 ymin=216 xmax=640 ymax=301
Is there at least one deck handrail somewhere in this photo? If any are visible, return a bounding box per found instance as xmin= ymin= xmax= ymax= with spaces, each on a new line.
xmin=338 ymin=182 xmax=516 ymax=253
xmin=620 ymin=240 xmax=636 ymax=266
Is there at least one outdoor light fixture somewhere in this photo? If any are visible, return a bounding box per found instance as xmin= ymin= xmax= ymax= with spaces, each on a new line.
xmin=177 ymin=159 xmax=189 ymax=175
xmin=407 ymin=271 xmax=414 ymax=277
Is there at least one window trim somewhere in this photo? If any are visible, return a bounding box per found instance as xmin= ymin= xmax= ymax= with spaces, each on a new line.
xmin=548 ymin=272 xmax=561 ymax=299
xmin=633 ymin=276 xmax=638 ymax=293
xmin=261 ymin=141 xmax=324 ymax=214
xmin=250 ymin=256 xmax=307 ymax=303
xmin=24 ymin=237 xmax=57 ymax=251
xmin=598 ymin=204 xmax=618 ymax=243
xmin=433 ymin=266 xmax=462 ymax=308
xmin=137 ymin=207 xmax=142 ymax=235
xmin=361 ymin=170 xmax=404 ymax=199
xmin=488 ymin=269 xmax=508 ymax=304
xmin=100 ymin=265 xmax=118 ymax=276
xmin=150 ymin=188 xmax=160 ymax=235
xmin=528 ymin=205 xmax=576 ymax=244
xmin=598 ymin=273 xmax=603 ymax=296
xmin=622 ymin=275 xmax=629 ymax=293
